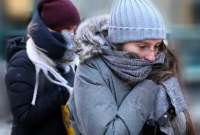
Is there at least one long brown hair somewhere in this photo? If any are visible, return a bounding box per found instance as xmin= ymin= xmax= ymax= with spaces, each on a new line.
xmin=148 ymin=41 xmax=180 ymax=83
xmin=148 ymin=42 xmax=196 ymax=135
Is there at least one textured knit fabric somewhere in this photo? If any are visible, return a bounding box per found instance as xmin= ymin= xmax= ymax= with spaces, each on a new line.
xmin=101 ymin=49 xmax=165 ymax=83
xmin=28 ymin=1 xmax=78 ymax=60
xmin=108 ymin=0 xmax=166 ymax=43
xmin=28 ymin=10 xmax=67 ymax=60
xmin=39 ymin=0 xmax=80 ymax=31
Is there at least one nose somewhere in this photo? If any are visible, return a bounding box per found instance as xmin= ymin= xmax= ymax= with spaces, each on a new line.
xmin=144 ymin=51 xmax=156 ymax=62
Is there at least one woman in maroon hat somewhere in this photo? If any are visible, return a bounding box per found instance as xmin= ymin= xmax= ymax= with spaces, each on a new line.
xmin=5 ymin=0 xmax=80 ymax=135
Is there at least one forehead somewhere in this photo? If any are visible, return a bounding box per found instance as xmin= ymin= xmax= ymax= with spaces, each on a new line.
xmin=133 ymin=39 xmax=162 ymax=44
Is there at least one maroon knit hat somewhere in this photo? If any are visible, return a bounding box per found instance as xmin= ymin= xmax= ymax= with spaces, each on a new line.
xmin=39 ymin=0 xmax=80 ymax=32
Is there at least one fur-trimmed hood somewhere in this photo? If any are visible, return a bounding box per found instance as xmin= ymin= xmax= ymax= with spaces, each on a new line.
xmin=75 ymin=15 xmax=110 ymax=62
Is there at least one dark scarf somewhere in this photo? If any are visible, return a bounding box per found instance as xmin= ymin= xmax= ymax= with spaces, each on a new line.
xmin=101 ymin=47 xmax=165 ymax=83
xmin=27 ymin=10 xmax=75 ymax=61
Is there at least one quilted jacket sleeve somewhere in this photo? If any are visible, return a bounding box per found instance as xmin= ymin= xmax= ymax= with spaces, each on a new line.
xmin=68 ymin=59 xmax=159 ymax=135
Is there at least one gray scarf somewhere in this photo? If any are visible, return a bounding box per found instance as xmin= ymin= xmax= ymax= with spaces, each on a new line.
xmin=100 ymin=46 xmax=165 ymax=83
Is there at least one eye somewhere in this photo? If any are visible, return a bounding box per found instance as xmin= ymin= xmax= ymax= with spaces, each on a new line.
xmin=154 ymin=42 xmax=162 ymax=50
xmin=154 ymin=45 xmax=159 ymax=49
xmin=137 ymin=44 xmax=148 ymax=50
xmin=138 ymin=45 xmax=145 ymax=48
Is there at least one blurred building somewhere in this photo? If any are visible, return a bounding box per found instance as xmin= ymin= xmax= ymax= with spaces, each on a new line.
xmin=0 ymin=0 xmax=33 ymax=58
xmin=0 ymin=1 xmax=33 ymax=134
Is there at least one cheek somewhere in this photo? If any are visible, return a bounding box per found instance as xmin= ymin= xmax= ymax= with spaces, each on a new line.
xmin=122 ymin=45 xmax=137 ymax=53
xmin=122 ymin=46 xmax=145 ymax=58
xmin=134 ymin=51 xmax=147 ymax=59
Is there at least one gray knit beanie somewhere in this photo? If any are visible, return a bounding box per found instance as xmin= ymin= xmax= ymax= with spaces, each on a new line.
xmin=108 ymin=0 xmax=166 ymax=44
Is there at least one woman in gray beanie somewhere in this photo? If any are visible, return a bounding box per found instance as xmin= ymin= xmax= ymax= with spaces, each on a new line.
xmin=69 ymin=0 xmax=195 ymax=135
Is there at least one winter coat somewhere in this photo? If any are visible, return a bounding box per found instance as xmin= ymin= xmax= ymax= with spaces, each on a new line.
xmin=69 ymin=57 xmax=187 ymax=135
xmin=5 ymin=50 xmax=74 ymax=135
xmin=68 ymin=15 xmax=188 ymax=135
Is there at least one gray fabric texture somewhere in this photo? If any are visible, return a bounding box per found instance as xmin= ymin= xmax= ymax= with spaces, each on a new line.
xmin=69 ymin=58 xmax=159 ymax=135
xmin=108 ymin=0 xmax=166 ymax=44
xmin=70 ymin=15 xmax=188 ymax=135
xmin=101 ymin=48 xmax=165 ymax=83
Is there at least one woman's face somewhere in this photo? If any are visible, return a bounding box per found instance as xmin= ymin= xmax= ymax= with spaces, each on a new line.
xmin=121 ymin=39 xmax=162 ymax=62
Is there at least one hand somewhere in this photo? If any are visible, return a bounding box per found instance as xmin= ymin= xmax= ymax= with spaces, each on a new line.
xmin=130 ymin=79 xmax=159 ymax=113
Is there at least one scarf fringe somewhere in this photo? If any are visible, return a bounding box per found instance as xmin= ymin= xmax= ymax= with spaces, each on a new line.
xmin=26 ymin=38 xmax=73 ymax=105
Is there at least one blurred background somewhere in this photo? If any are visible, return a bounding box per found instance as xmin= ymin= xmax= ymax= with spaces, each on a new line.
xmin=0 ymin=0 xmax=200 ymax=134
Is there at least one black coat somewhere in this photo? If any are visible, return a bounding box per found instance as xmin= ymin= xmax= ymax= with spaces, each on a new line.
xmin=5 ymin=50 xmax=74 ymax=135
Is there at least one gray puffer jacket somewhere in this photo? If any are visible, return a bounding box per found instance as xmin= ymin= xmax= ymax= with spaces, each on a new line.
xmin=68 ymin=15 xmax=188 ymax=135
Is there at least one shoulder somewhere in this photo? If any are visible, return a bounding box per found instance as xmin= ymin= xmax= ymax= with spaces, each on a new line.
xmin=6 ymin=50 xmax=35 ymax=85
xmin=74 ymin=57 xmax=113 ymax=88
xmin=7 ymin=49 xmax=34 ymax=70
xmin=78 ymin=56 xmax=110 ymax=77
